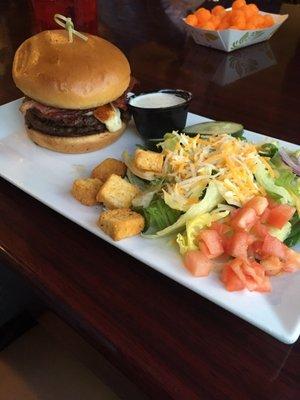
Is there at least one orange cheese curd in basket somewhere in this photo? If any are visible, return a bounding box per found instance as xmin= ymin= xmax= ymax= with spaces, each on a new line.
xmin=185 ymin=0 xmax=275 ymax=31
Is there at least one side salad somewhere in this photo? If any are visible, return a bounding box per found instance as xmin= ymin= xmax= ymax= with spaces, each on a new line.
xmin=124 ymin=122 xmax=300 ymax=292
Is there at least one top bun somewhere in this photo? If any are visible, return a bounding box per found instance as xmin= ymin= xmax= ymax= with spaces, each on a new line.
xmin=13 ymin=30 xmax=131 ymax=109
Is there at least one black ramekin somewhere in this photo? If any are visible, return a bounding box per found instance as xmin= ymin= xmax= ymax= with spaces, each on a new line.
xmin=128 ymin=89 xmax=192 ymax=144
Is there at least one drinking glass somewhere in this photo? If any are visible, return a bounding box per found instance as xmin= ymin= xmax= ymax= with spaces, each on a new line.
xmin=31 ymin=0 xmax=98 ymax=34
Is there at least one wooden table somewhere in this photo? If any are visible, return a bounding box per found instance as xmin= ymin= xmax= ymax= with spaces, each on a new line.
xmin=1 ymin=1 xmax=300 ymax=399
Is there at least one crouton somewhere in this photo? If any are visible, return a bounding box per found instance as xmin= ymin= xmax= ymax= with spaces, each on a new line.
xmin=72 ymin=178 xmax=103 ymax=206
xmin=134 ymin=149 xmax=164 ymax=173
xmin=98 ymin=209 xmax=145 ymax=241
xmin=97 ymin=174 xmax=139 ymax=209
xmin=91 ymin=158 xmax=127 ymax=182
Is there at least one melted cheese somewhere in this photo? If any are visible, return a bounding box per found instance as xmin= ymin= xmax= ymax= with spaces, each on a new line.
xmin=94 ymin=103 xmax=122 ymax=132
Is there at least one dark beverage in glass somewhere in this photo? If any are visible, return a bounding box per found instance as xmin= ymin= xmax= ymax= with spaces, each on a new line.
xmin=31 ymin=0 xmax=98 ymax=34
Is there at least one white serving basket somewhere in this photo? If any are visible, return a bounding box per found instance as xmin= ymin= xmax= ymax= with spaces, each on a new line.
xmin=184 ymin=11 xmax=288 ymax=52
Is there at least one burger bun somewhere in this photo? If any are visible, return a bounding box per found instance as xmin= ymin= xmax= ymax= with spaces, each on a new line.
xmin=13 ymin=30 xmax=131 ymax=109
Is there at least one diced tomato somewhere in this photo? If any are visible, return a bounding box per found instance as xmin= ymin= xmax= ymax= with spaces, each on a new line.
xmin=183 ymin=250 xmax=212 ymax=277
xmin=209 ymin=223 xmax=232 ymax=253
xmin=221 ymin=263 xmax=245 ymax=291
xmin=266 ymin=204 xmax=296 ymax=229
xmin=245 ymin=196 xmax=268 ymax=216
xmin=247 ymin=234 xmax=256 ymax=245
xmin=221 ymin=258 xmax=271 ymax=292
xmin=198 ymin=229 xmax=224 ymax=258
xmin=282 ymin=261 xmax=297 ymax=273
xmin=229 ymin=258 xmax=246 ymax=281
xmin=226 ymin=231 xmax=250 ymax=259
xmin=230 ymin=259 xmax=256 ymax=291
xmin=223 ymin=258 xmax=255 ymax=291
xmin=251 ymin=222 xmax=269 ymax=239
xmin=182 ymin=194 xmax=299 ymax=293
xmin=261 ymin=234 xmax=287 ymax=260
xmin=251 ymin=263 xmax=270 ymax=291
xmin=260 ymin=207 xmax=270 ymax=223
xmin=221 ymin=263 xmax=231 ymax=284
xmin=199 ymin=242 xmax=213 ymax=259
xmin=230 ymin=208 xmax=239 ymax=218
xmin=250 ymin=240 xmax=263 ymax=259
xmin=245 ymin=276 xmax=258 ymax=291
xmin=287 ymin=249 xmax=300 ymax=266
xmin=256 ymin=277 xmax=271 ymax=292
xmin=250 ymin=261 xmax=271 ymax=293
xmin=210 ymin=221 xmax=231 ymax=236
xmin=230 ymin=207 xmax=258 ymax=231
xmin=241 ymin=272 xmax=258 ymax=291
xmin=260 ymin=256 xmax=283 ymax=276
xmin=221 ymin=234 xmax=231 ymax=253
xmin=283 ymin=249 xmax=300 ymax=273
xmin=247 ymin=261 xmax=265 ymax=284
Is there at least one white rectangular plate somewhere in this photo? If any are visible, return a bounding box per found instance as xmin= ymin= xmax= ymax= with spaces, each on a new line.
xmin=1 ymin=99 xmax=299 ymax=344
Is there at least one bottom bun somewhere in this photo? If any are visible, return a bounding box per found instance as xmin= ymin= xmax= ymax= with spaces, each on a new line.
xmin=26 ymin=123 xmax=126 ymax=154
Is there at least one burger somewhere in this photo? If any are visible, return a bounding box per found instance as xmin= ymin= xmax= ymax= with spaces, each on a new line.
xmin=12 ymin=30 xmax=133 ymax=153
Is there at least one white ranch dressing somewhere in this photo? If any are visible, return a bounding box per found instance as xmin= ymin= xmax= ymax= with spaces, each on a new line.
xmin=129 ymin=92 xmax=186 ymax=109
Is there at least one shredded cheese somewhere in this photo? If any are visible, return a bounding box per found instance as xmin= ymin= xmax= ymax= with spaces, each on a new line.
xmin=161 ymin=133 xmax=273 ymax=207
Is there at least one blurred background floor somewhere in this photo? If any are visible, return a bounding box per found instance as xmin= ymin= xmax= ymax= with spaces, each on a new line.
xmin=0 ymin=262 xmax=145 ymax=400
xmin=0 ymin=323 xmax=120 ymax=400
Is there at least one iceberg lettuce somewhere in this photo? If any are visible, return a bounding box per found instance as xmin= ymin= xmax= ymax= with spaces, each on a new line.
xmin=270 ymin=153 xmax=300 ymax=214
xmin=255 ymin=162 xmax=293 ymax=205
xmin=136 ymin=196 xmax=181 ymax=234
xmin=143 ymin=182 xmax=223 ymax=238
xmin=157 ymin=132 xmax=180 ymax=152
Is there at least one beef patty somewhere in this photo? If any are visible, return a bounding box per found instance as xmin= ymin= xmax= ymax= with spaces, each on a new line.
xmin=25 ymin=107 xmax=131 ymax=137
